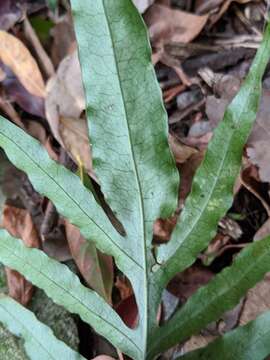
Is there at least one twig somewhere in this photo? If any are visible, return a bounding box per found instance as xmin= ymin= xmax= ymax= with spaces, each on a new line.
xmin=23 ymin=16 xmax=55 ymax=78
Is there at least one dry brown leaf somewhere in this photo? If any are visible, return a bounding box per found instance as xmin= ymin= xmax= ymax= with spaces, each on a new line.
xmin=210 ymin=0 xmax=252 ymax=25
xmin=169 ymin=133 xmax=198 ymax=164
xmin=254 ymin=218 xmax=270 ymax=241
xmin=239 ymin=273 xmax=270 ymax=326
xmin=145 ymin=4 xmax=208 ymax=47
xmin=59 ymin=116 xmax=92 ymax=175
xmin=45 ymin=50 xmax=94 ymax=175
xmin=0 ymin=30 xmax=45 ymax=97
xmin=2 ymin=205 xmax=40 ymax=305
xmin=65 ymin=221 xmax=114 ymax=303
xmin=132 ymin=0 xmax=154 ymax=13
xmin=45 ymin=50 xmax=85 ymax=123
xmin=247 ymin=90 xmax=270 ymax=183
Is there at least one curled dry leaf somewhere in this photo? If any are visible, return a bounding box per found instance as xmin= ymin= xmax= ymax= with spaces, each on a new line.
xmin=0 ymin=30 xmax=45 ymax=98
xmin=65 ymin=221 xmax=114 ymax=303
xmin=144 ymin=4 xmax=208 ymax=47
xmin=2 ymin=205 xmax=40 ymax=305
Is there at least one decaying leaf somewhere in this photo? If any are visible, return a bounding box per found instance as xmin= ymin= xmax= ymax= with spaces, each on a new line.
xmin=59 ymin=116 xmax=92 ymax=175
xmin=2 ymin=205 xmax=40 ymax=305
xmin=65 ymin=221 xmax=113 ymax=303
xmin=247 ymin=90 xmax=270 ymax=183
xmin=239 ymin=273 xmax=270 ymax=326
xmin=144 ymin=4 xmax=208 ymax=47
xmin=132 ymin=0 xmax=154 ymax=13
xmin=45 ymin=51 xmax=93 ymax=173
xmin=0 ymin=0 xmax=23 ymax=30
xmin=0 ymin=30 xmax=45 ymax=98
xmin=210 ymin=0 xmax=253 ymax=25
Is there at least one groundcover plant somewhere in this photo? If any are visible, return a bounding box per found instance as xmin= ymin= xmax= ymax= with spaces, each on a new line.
xmin=0 ymin=1 xmax=270 ymax=359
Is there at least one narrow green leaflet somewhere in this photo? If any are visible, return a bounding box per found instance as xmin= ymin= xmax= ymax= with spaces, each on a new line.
xmin=155 ymin=20 xmax=270 ymax=286
xmin=147 ymin=235 xmax=270 ymax=358
xmin=70 ymin=0 xmax=179 ymax=346
xmin=0 ymin=116 xmax=140 ymax=275
xmin=0 ymin=230 xmax=140 ymax=359
xmin=179 ymin=311 xmax=270 ymax=360
xmin=0 ymin=295 xmax=85 ymax=360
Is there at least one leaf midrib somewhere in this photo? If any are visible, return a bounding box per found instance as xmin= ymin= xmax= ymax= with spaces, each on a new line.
xmin=150 ymin=237 xmax=270 ymax=356
xmin=1 ymin=240 xmax=141 ymax=354
xmin=0 ymin=128 xmax=142 ymax=271
xmin=101 ymin=0 xmax=148 ymax=350
xmin=159 ymin=86 xmax=254 ymax=271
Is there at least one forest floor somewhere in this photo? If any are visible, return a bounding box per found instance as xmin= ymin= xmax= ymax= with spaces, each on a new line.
xmin=0 ymin=0 xmax=269 ymax=359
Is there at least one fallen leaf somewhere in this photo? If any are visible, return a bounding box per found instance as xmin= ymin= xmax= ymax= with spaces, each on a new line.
xmin=0 ymin=0 xmax=23 ymax=30
xmin=115 ymin=276 xmax=133 ymax=300
xmin=210 ymin=0 xmax=252 ymax=25
xmin=45 ymin=51 xmax=93 ymax=173
xmin=0 ymin=30 xmax=45 ymax=98
xmin=115 ymin=295 xmax=138 ymax=329
xmin=167 ymin=265 xmax=214 ymax=303
xmin=254 ymin=218 xmax=270 ymax=241
xmin=0 ymin=62 xmax=45 ymax=117
xmin=2 ymin=205 xmax=40 ymax=305
xmin=144 ymin=4 xmax=208 ymax=47
xmin=59 ymin=116 xmax=92 ymax=175
xmin=65 ymin=221 xmax=114 ymax=303
xmin=51 ymin=14 xmax=76 ymax=66
xmin=239 ymin=273 xmax=270 ymax=326
xmin=169 ymin=133 xmax=198 ymax=164
xmin=247 ymin=90 xmax=270 ymax=183
xmin=132 ymin=0 xmax=154 ymax=13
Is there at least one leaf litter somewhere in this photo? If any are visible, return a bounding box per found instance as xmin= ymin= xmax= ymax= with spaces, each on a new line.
xmin=0 ymin=0 xmax=270 ymax=358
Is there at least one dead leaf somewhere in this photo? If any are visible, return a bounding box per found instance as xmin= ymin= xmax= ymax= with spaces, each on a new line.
xmin=115 ymin=295 xmax=138 ymax=329
xmin=169 ymin=133 xmax=198 ymax=164
xmin=239 ymin=273 xmax=270 ymax=326
xmin=144 ymin=4 xmax=208 ymax=47
xmin=59 ymin=117 xmax=92 ymax=175
xmin=0 ymin=0 xmax=23 ymax=30
xmin=132 ymin=0 xmax=154 ymax=13
xmin=115 ymin=276 xmax=133 ymax=301
xmin=0 ymin=30 xmax=45 ymax=98
xmin=51 ymin=14 xmax=76 ymax=66
xmin=254 ymin=216 xmax=270 ymax=241
xmin=65 ymin=221 xmax=114 ymax=303
xmin=210 ymin=0 xmax=252 ymax=25
xmin=167 ymin=265 xmax=214 ymax=303
xmin=0 ymin=62 xmax=45 ymax=117
xmin=247 ymin=90 xmax=270 ymax=183
xmin=2 ymin=205 xmax=40 ymax=305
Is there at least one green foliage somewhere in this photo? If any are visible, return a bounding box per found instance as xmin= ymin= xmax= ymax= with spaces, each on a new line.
xmin=0 ymin=295 xmax=85 ymax=360
xmin=179 ymin=311 xmax=270 ymax=360
xmin=0 ymin=1 xmax=269 ymax=359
